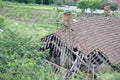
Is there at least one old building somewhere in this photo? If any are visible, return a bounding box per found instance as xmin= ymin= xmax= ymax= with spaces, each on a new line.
xmin=40 ymin=3 xmax=120 ymax=73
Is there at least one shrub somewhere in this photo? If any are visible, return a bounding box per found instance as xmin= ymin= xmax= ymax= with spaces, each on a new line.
xmin=110 ymin=2 xmax=118 ymax=11
xmin=98 ymin=0 xmax=118 ymax=11
xmin=77 ymin=0 xmax=99 ymax=13
xmin=0 ymin=26 xmax=49 ymax=80
xmin=98 ymin=0 xmax=108 ymax=9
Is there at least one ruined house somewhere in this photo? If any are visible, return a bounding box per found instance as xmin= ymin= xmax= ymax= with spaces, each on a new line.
xmin=40 ymin=3 xmax=120 ymax=74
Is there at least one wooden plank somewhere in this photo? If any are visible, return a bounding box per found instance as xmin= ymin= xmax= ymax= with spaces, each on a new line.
xmin=43 ymin=59 xmax=68 ymax=71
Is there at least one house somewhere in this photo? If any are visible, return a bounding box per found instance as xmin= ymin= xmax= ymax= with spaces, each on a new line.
xmin=40 ymin=3 xmax=120 ymax=72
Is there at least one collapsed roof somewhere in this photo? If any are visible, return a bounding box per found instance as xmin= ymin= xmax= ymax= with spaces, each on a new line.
xmin=55 ymin=15 xmax=120 ymax=64
xmin=43 ymin=3 xmax=120 ymax=64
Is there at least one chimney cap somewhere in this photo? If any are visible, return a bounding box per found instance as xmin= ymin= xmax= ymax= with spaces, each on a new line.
xmin=64 ymin=11 xmax=71 ymax=27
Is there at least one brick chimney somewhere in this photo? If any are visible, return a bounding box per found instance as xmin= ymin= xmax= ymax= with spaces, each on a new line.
xmin=64 ymin=11 xmax=71 ymax=27
xmin=104 ymin=3 xmax=110 ymax=17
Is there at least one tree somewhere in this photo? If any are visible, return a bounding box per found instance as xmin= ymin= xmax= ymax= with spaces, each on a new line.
xmin=110 ymin=2 xmax=118 ymax=11
xmin=98 ymin=0 xmax=118 ymax=11
xmin=43 ymin=0 xmax=53 ymax=5
xmin=89 ymin=0 xmax=99 ymax=10
xmin=77 ymin=0 xmax=99 ymax=13
xmin=98 ymin=0 xmax=108 ymax=9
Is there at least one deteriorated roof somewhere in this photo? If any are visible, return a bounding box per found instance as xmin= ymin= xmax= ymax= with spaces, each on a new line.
xmin=54 ymin=15 xmax=120 ymax=64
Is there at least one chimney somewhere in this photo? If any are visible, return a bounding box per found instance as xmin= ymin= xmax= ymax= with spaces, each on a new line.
xmin=64 ymin=11 xmax=71 ymax=27
xmin=104 ymin=3 xmax=110 ymax=17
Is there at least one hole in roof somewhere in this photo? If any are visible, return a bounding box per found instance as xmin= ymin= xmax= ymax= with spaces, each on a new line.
xmin=73 ymin=47 xmax=78 ymax=52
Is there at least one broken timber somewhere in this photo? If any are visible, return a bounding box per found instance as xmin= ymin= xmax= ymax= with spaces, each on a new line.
xmin=43 ymin=59 xmax=67 ymax=71
xmin=40 ymin=34 xmax=117 ymax=79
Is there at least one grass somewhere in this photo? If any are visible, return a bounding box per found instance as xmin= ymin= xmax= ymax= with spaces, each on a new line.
xmin=0 ymin=1 xmax=120 ymax=80
xmin=0 ymin=1 xmax=62 ymax=35
xmin=0 ymin=1 xmax=56 ymax=11
xmin=3 ymin=18 xmax=51 ymax=39
xmin=113 ymin=11 xmax=120 ymax=16
xmin=0 ymin=1 xmax=60 ymax=80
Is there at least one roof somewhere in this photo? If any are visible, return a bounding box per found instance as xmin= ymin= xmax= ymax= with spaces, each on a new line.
xmin=54 ymin=15 xmax=120 ymax=64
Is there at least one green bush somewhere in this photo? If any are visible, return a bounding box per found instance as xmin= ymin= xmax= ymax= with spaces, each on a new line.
xmin=77 ymin=0 xmax=99 ymax=13
xmin=98 ymin=0 xmax=108 ymax=9
xmin=0 ymin=24 xmax=69 ymax=80
xmin=110 ymin=2 xmax=118 ymax=11
xmin=0 ymin=26 xmax=49 ymax=80
xmin=98 ymin=0 xmax=118 ymax=11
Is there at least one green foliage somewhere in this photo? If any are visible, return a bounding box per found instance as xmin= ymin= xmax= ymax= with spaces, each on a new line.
xmin=77 ymin=0 xmax=99 ymax=13
xmin=0 ymin=24 xmax=66 ymax=80
xmin=1 ymin=0 xmax=54 ymax=5
xmin=77 ymin=0 xmax=118 ymax=12
xmin=70 ymin=71 xmax=86 ymax=80
xmin=109 ymin=64 xmax=120 ymax=72
xmin=116 ymin=64 xmax=120 ymax=71
xmin=110 ymin=2 xmax=118 ymax=11
xmin=0 ymin=15 xmax=4 ymax=28
xmin=77 ymin=0 xmax=88 ymax=12
xmin=35 ymin=0 xmax=43 ymax=4
xmin=0 ymin=2 xmax=64 ymax=79
xmin=98 ymin=0 xmax=108 ymax=9
xmin=88 ymin=0 xmax=99 ymax=10
xmin=0 ymin=2 xmax=3 ymax=8
xmin=98 ymin=0 xmax=118 ymax=11
xmin=98 ymin=70 xmax=120 ymax=80
xmin=42 ymin=0 xmax=53 ymax=5
xmin=0 ymin=24 xmax=55 ymax=80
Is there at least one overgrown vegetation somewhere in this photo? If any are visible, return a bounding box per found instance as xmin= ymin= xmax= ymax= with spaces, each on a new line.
xmin=0 ymin=24 xmax=69 ymax=80
xmin=0 ymin=15 xmax=4 ymax=28
xmin=98 ymin=67 xmax=120 ymax=80
xmin=0 ymin=1 xmax=120 ymax=80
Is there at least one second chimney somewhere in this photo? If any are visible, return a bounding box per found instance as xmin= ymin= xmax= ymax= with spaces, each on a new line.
xmin=64 ymin=11 xmax=71 ymax=27
xmin=104 ymin=3 xmax=110 ymax=17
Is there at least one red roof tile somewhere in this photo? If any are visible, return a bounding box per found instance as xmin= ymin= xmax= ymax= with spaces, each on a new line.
xmin=55 ymin=15 xmax=120 ymax=64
